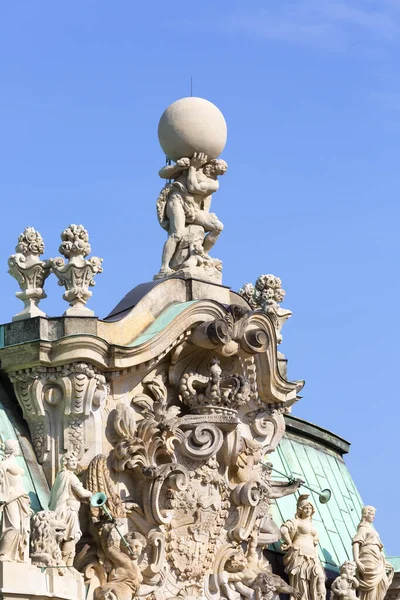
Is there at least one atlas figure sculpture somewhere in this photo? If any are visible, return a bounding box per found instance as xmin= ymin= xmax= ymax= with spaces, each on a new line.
xmin=155 ymin=152 xmax=227 ymax=279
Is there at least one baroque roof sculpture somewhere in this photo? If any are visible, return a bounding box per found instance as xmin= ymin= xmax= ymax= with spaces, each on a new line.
xmin=1 ymin=95 xmax=397 ymax=600
xmin=0 ymin=96 xmax=306 ymax=600
xmin=155 ymin=98 xmax=228 ymax=283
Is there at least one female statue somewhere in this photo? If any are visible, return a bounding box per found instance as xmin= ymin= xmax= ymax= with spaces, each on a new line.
xmin=0 ymin=439 xmax=32 ymax=562
xmin=352 ymin=506 xmax=394 ymax=600
xmin=48 ymin=451 xmax=92 ymax=566
xmin=280 ymin=494 xmax=325 ymax=600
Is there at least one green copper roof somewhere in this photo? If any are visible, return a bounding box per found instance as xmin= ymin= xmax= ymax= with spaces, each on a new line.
xmin=129 ymin=301 xmax=198 ymax=347
xmin=387 ymin=557 xmax=400 ymax=572
xmin=269 ymin=426 xmax=364 ymax=573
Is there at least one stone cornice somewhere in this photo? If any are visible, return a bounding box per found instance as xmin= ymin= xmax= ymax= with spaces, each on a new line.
xmin=0 ymin=299 xmax=300 ymax=408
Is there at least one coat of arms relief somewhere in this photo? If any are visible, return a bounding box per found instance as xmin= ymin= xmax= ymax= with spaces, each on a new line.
xmin=78 ymin=305 xmax=304 ymax=600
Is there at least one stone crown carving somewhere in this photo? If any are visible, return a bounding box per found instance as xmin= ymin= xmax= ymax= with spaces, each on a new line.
xmin=239 ymin=274 xmax=292 ymax=343
xmin=50 ymin=224 xmax=103 ymax=317
xmin=179 ymin=358 xmax=250 ymax=416
xmin=8 ymin=227 xmax=51 ymax=321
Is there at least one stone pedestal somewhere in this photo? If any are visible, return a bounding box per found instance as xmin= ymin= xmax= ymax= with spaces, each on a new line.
xmin=0 ymin=562 xmax=85 ymax=600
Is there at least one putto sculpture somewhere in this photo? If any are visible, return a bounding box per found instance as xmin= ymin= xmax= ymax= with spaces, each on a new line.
xmin=0 ymin=439 xmax=32 ymax=562
xmin=93 ymin=521 xmax=145 ymax=600
xmin=7 ymin=226 xmax=51 ymax=321
xmin=280 ymin=494 xmax=326 ymax=600
xmin=50 ymin=224 xmax=103 ymax=316
xmin=155 ymin=97 xmax=228 ymax=283
xmin=330 ymin=561 xmax=359 ymax=600
xmin=220 ymin=530 xmax=301 ymax=600
xmin=352 ymin=506 xmax=394 ymax=600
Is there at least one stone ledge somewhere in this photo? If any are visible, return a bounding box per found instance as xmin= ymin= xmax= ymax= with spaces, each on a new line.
xmin=0 ymin=562 xmax=85 ymax=600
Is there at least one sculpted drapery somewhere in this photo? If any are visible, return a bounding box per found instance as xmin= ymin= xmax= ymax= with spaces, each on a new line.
xmin=48 ymin=451 xmax=92 ymax=566
xmin=0 ymin=439 xmax=32 ymax=562
xmin=352 ymin=506 xmax=394 ymax=600
xmin=280 ymin=494 xmax=325 ymax=600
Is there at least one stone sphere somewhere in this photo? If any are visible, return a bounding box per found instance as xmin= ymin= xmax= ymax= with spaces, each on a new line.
xmin=158 ymin=97 xmax=227 ymax=162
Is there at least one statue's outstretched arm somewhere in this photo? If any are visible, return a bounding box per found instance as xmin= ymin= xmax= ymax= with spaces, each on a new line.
xmin=269 ymin=479 xmax=303 ymax=499
xmin=71 ymin=477 xmax=92 ymax=501
xmin=100 ymin=523 xmax=132 ymax=570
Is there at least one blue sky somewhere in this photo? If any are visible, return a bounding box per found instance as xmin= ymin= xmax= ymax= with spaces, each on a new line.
xmin=1 ymin=1 xmax=399 ymax=553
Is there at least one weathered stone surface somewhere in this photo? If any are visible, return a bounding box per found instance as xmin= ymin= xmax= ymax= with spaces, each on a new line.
xmin=0 ymin=561 xmax=85 ymax=600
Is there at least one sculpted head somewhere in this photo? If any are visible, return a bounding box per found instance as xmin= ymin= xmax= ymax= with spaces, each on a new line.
xmin=3 ymin=439 xmax=20 ymax=458
xmin=203 ymin=159 xmax=228 ymax=179
xmin=237 ymin=438 xmax=263 ymax=469
xmin=296 ymin=494 xmax=315 ymax=519
xmin=124 ymin=530 xmax=146 ymax=560
xmin=60 ymin=451 xmax=78 ymax=472
xmin=361 ymin=505 xmax=376 ymax=523
xmin=340 ymin=561 xmax=356 ymax=578
xmin=225 ymin=550 xmax=247 ymax=573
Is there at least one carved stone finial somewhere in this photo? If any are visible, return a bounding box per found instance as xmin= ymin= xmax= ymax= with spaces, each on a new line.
xmin=7 ymin=226 xmax=51 ymax=321
xmin=50 ymin=224 xmax=103 ymax=316
xmin=238 ymin=274 xmax=292 ymax=344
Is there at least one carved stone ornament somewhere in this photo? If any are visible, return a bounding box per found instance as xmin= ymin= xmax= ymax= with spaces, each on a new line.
xmin=238 ymin=275 xmax=292 ymax=344
xmin=280 ymin=494 xmax=326 ymax=600
xmin=50 ymin=224 xmax=103 ymax=316
xmin=352 ymin=506 xmax=394 ymax=600
xmin=0 ymin=99 xmax=314 ymax=600
xmin=72 ymin=345 xmax=304 ymax=600
xmin=30 ymin=510 xmax=67 ymax=570
xmin=155 ymin=153 xmax=227 ymax=283
xmin=9 ymin=362 xmax=107 ymax=484
xmin=48 ymin=451 xmax=92 ymax=566
xmin=7 ymin=226 xmax=51 ymax=321
xmin=330 ymin=561 xmax=359 ymax=600
xmin=0 ymin=439 xmax=32 ymax=563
